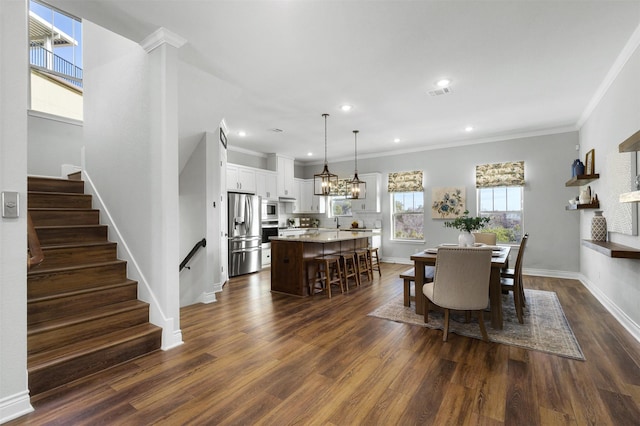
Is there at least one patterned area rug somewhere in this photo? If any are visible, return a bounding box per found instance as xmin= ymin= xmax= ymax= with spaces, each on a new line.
xmin=368 ymin=289 xmax=585 ymax=360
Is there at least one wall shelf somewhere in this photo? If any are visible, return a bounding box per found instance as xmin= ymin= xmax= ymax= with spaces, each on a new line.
xmin=618 ymin=129 xmax=640 ymax=153
xmin=620 ymin=190 xmax=640 ymax=203
xmin=565 ymin=174 xmax=600 ymax=186
xmin=582 ymin=240 xmax=640 ymax=259
xmin=566 ymin=202 xmax=600 ymax=210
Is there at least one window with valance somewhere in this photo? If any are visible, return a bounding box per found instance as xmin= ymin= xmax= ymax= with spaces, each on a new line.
xmin=475 ymin=161 xmax=525 ymax=244
xmin=388 ymin=170 xmax=424 ymax=241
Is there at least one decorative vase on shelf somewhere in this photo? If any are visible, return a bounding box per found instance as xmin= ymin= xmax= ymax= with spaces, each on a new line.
xmin=458 ymin=231 xmax=475 ymax=247
xmin=591 ymin=211 xmax=607 ymax=241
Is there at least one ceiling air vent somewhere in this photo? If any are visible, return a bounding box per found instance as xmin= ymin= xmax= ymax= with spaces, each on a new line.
xmin=428 ymin=86 xmax=453 ymax=97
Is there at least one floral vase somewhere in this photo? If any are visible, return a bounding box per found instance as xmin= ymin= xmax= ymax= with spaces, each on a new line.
xmin=458 ymin=231 xmax=475 ymax=247
xmin=591 ymin=211 xmax=607 ymax=241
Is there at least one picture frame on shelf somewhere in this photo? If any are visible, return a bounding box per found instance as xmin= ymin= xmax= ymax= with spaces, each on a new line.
xmin=585 ymin=149 xmax=595 ymax=175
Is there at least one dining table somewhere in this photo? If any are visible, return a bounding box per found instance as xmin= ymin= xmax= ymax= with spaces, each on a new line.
xmin=410 ymin=245 xmax=511 ymax=329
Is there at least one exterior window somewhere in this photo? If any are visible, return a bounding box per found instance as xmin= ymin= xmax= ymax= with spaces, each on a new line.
xmin=391 ymin=192 xmax=424 ymax=240
xmin=29 ymin=0 xmax=83 ymax=120
xmin=478 ymin=186 xmax=523 ymax=243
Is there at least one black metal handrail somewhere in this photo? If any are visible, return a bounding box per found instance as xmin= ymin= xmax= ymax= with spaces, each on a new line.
xmin=29 ymin=45 xmax=83 ymax=88
xmin=180 ymin=238 xmax=206 ymax=271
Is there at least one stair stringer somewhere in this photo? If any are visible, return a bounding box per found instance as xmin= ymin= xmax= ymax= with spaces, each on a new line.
xmin=81 ymin=170 xmax=183 ymax=350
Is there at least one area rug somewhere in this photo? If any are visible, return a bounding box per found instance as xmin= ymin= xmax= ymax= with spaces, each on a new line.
xmin=368 ymin=289 xmax=585 ymax=360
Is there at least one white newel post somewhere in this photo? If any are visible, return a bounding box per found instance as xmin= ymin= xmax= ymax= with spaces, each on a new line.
xmin=141 ymin=28 xmax=186 ymax=350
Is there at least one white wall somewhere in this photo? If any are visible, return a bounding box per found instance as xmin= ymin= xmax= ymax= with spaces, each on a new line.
xmin=27 ymin=113 xmax=82 ymax=177
xmin=179 ymin=134 xmax=208 ymax=306
xmin=82 ymin=21 xmax=181 ymax=349
xmin=0 ymin=0 xmax=33 ymax=422
xmin=579 ymin=37 xmax=640 ymax=339
xmin=297 ymin=131 xmax=581 ymax=273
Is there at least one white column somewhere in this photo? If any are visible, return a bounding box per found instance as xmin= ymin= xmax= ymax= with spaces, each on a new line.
xmin=0 ymin=0 xmax=34 ymax=422
xmin=141 ymin=28 xmax=186 ymax=350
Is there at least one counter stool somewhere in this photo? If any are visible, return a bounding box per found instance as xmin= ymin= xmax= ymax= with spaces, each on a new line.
xmin=308 ymin=255 xmax=344 ymax=298
xmin=368 ymin=247 xmax=382 ymax=277
xmin=355 ymin=249 xmax=373 ymax=283
xmin=340 ymin=251 xmax=360 ymax=290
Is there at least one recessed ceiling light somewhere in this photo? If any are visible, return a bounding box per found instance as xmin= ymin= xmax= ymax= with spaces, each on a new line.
xmin=436 ymin=79 xmax=451 ymax=88
xmin=307 ymin=152 xmax=313 ymax=156
xmin=465 ymin=126 xmax=474 ymax=132
xmin=340 ymin=104 xmax=353 ymax=112
xmin=393 ymin=138 xmax=401 ymax=143
xmin=238 ymin=130 xmax=247 ymax=137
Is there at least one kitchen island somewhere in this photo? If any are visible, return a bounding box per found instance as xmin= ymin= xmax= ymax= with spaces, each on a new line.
xmin=270 ymin=230 xmax=374 ymax=296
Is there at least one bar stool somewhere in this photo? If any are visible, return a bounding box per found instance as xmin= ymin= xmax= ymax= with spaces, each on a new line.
xmin=355 ymin=248 xmax=373 ymax=283
xmin=340 ymin=251 xmax=360 ymax=290
xmin=368 ymin=247 xmax=382 ymax=277
xmin=308 ymin=255 xmax=344 ymax=298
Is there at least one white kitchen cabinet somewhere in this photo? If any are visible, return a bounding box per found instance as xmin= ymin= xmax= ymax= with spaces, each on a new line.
xmin=268 ymin=154 xmax=295 ymax=198
xmin=351 ymin=173 xmax=381 ymax=212
xmin=293 ymin=179 xmax=325 ymax=213
xmin=262 ymin=247 xmax=271 ymax=267
xmin=255 ymin=170 xmax=278 ymax=200
xmin=226 ymin=163 xmax=256 ymax=193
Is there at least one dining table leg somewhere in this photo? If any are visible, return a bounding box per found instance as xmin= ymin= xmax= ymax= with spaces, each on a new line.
xmin=489 ymin=267 xmax=503 ymax=329
xmin=415 ymin=260 xmax=425 ymax=315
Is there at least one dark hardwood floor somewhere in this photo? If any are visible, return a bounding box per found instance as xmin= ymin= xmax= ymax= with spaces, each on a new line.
xmin=9 ymin=263 xmax=640 ymax=425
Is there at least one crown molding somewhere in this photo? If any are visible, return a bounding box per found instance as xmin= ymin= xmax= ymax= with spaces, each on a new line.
xmin=140 ymin=27 xmax=186 ymax=53
xmin=577 ymin=21 xmax=640 ymax=128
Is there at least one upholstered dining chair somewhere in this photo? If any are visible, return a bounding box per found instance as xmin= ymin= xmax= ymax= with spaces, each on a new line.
xmin=472 ymin=232 xmax=497 ymax=245
xmin=423 ymin=247 xmax=493 ymax=342
xmin=501 ymin=233 xmax=529 ymax=323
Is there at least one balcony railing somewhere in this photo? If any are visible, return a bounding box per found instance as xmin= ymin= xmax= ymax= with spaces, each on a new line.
xmin=29 ymin=45 xmax=83 ymax=88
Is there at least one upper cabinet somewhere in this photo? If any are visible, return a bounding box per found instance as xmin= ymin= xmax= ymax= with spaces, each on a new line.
xmin=226 ymin=164 xmax=256 ymax=193
xmin=351 ymin=173 xmax=381 ymax=213
xmin=267 ymin=154 xmax=295 ymax=198
xmin=293 ymin=179 xmax=325 ymax=214
xmin=256 ymin=170 xmax=278 ymax=201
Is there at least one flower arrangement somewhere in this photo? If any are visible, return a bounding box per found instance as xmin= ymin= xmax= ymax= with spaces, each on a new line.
xmin=443 ymin=210 xmax=490 ymax=232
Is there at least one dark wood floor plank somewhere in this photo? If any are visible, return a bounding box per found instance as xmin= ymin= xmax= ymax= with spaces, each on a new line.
xmin=8 ymin=268 xmax=640 ymax=425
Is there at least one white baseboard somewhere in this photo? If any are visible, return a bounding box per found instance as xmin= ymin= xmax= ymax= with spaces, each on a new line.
xmin=0 ymin=390 xmax=33 ymax=424
xmin=200 ymin=291 xmax=217 ymax=304
xmin=578 ymin=274 xmax=640 ymax=344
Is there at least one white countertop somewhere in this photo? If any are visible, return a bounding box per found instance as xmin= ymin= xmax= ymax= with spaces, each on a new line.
xmin=271 ymin=230 xmax=375 ymax=243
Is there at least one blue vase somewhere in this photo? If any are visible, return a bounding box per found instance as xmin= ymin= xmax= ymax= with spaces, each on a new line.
xmin=572 ymin=159 xmax=585 ymax=177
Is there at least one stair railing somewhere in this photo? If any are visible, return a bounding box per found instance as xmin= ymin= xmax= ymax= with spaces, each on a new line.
xmin=180 ymin=238 xmax=206 ymax=271
xmin=28 ymin=212 xmax=44 ymax=269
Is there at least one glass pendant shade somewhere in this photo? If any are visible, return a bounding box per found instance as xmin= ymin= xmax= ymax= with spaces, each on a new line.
xmin=314 ymin=113 xmax=338 ymax=196
xmin=346 ymin=130 xmax=366 ymax=199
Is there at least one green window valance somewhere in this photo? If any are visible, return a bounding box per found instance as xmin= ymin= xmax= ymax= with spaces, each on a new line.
xmin=334 ymin=179 xmax=350 ymax=196
xmin=387 ymin=170 xmax=424 ymax=192
xmin=475 ymin=161 xmax=525 ymax=188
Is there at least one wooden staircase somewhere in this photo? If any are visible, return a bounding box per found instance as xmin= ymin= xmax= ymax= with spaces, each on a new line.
xmin=27 ymin=174 xmax=162 ymax=396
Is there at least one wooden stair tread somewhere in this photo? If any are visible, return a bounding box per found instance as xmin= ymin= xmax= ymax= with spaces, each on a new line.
xmin=28 ymin=259 xmax=126 ymax=276
xmin=28 ymin=279 xmax=137 ymax=304
xmin=28 ymin=323 xmax=161 ymax=371
xmin=28 ymin=299 xmax=149 ymax=335
xmin=28 ymin=190 xmax=87 ymax=196
xmin=29 ymin=207 xmax=99 ymax=212
xmin=40 ymin=241 xmax=117 ymax=250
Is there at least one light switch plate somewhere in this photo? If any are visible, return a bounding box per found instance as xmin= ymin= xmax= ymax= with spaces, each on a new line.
xmin=2 ymin=191 xmax=19 ymax=218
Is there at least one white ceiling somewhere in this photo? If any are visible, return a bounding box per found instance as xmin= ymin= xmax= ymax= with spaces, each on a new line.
xmin=49 ymin=1 xmax=640 ymax=165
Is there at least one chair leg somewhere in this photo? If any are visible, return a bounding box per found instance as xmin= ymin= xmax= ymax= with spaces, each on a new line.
xmin=423 ymin=294 xmax=429 ymax=323
xmin=477 ymin=310 xmax=489 ymax=342
xmin=442 ymin=309 xmax=450 ymax=342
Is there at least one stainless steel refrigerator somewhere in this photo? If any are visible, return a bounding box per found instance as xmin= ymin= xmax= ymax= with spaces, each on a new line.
xmin=228 ymin=193 xmax=262 ymax=277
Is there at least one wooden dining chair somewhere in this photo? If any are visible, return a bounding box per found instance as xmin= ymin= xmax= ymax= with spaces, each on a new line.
xmin=500 ymin=233 xmax=529 ymax=323
xmin=422 ymin=247 xmax=492 ymax=342
xmin=472 ymin=232 xmax=497 ymax=245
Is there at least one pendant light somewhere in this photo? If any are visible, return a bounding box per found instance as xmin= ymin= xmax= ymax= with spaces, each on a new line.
xmin=314 ymin=113 xmax=338 ymax=196
xmin=346 ymin=130 xmax=366 ymax=199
